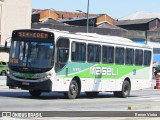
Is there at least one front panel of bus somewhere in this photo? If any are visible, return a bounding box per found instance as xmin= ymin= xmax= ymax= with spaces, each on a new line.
xmin=7 ymin=30 xmax=55 ymax=91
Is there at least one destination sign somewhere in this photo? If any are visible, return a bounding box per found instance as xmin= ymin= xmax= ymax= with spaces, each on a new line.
xmin=18 ymin=32 xmax=49 ymax=39
xmin=10 ymin=58 xmax=19 ymax=63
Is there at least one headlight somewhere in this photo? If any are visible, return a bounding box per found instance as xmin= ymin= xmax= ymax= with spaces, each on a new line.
xmin=46 ymin=72 xmax=53 ymax=79
xmin=7 ymin=70 xmax=10 ymax=75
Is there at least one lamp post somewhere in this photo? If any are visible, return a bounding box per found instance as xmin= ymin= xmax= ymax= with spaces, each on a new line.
xmin=86 ymin=0 xmax=89 ymax=33
xmin=76 ymin=0 xmax=89 ymax=33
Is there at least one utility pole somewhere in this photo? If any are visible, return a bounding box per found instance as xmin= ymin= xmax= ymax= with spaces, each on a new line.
xmin=86 ymin=0 xmax=89 ymax=33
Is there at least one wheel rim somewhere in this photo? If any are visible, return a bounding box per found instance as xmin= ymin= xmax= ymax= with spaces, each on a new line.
xmin=124 ymin=83 xmax=129 ymax=95
xmin=70 ymin=83 xmax=77 ymax=95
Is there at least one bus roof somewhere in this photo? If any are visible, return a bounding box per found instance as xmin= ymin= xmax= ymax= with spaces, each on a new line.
xmin=50 ymin=29 xmax=151 ymax=49
xmin=16 ymin=28 xmax=152 ymax=49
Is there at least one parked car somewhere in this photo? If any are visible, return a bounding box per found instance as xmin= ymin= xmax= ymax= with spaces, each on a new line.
xmin=0 ymin=60 xmax=8 ymax=76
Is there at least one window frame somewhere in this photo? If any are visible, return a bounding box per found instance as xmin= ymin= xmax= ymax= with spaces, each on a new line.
xmin=102 ymin=45 xmax=114 ymax=64
xmin=135 ymin=49 xmax=143 ymax=66
xmin=125 ymin=48 xmax=134 ymax=65
xmin=144 ymin=50 xmax=151 ymax=66
xmin=87 ymin=43 xmax=101 ymax=63
xmin=115 ymin=47 xmax=125 ymax=65
xmin=71 ymin=41 xmax=86 ymax=62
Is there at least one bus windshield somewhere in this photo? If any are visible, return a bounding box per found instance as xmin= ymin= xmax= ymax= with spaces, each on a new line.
xmin=9 ymin=40 xmax=54 ymax=69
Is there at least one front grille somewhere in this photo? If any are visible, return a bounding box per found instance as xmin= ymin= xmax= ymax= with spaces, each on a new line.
xmin=15 ymin=76 xmax=39 ymax=80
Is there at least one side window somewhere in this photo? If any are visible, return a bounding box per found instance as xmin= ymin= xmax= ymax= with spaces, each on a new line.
xmin=102 ymin=46 xmax=114 ymax=64
xmin=115 ymin=47 xmax=124 ymax=64
xmin=135 ymin=49 xmax=143 ymax=66
xmin=144 ymin=50 xmax=151 ymax=66
xmin=87 ymin=44 xmax=101 ymax=63
xmin=57 ymin=49 xmax=69 ymax=63
xmin=55 ymin=38 xmax=70 ymax=72
xmin=125 ymin=48 xmax=134 ymax=65
xmin=71 ymin=42 xmax=86 ymax=62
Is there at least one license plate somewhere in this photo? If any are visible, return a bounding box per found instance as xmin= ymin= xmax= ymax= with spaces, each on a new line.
xmin=22 ymin=82 xmax=30 ymax=86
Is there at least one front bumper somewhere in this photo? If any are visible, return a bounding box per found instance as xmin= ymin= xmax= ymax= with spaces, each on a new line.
xmin=7 ymin=75 xmax=52 ymax=92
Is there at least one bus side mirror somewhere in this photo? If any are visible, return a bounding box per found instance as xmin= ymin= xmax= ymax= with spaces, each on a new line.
xmin=5 ymin=41 xmax=7 ymax=49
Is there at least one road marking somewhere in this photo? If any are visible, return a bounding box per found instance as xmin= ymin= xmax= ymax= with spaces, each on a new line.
xmin=152 ymin=100 xmax=160 ymax=101
xmin=133 ymin=96 xmax=160 ymax=101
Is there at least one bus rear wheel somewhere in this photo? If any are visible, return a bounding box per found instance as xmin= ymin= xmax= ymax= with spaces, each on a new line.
xmin=29 ymin=90 xmax=42 ymax=98
xmin=114 ymin=80 xmax=131 ymax=98
xmin=121 ymin=80 xmax=131 ymax=98
xmin=64 ymin=80 xmax=79 ymax=99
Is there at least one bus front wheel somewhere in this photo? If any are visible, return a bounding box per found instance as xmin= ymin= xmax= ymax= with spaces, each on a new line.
xmin=1 ymin=71 xmax=6 ymax=76
xmin=113 ymin=91 xmax=121 ymax=97
xmin=64 ymin=80 xmax=79 ymax=99
xmin=29 ymin=90 xmax=42 ymax=98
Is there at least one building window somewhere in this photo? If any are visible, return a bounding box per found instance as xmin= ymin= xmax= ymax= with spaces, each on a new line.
xmin=153 ymin=48 xmax=160 ymax=54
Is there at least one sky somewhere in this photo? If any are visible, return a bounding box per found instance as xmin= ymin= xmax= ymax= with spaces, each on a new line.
xmin=32 ymin=0 xmax=160 ymax=19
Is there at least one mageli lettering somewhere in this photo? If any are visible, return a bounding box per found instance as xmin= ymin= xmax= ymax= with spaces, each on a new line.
xmin=90 ymin=67 xmax=118 ymax=76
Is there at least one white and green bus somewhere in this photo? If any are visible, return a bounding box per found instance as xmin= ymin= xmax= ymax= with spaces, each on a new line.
xmin=7 ymin=29 xmax=152 ymax=99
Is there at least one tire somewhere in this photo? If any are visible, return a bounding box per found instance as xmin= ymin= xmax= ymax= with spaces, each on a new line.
xmin=85 ymin=92 xmax=99 ymax=97
xmin=113 ymin=91 xmax=121 ymax=97
xmin=119 ymin=80 xmax=131 ymax=98
xmin=29 ymin=90 xmax=42 ymax=98
xmin=1 ymin=71 xmax=6 ymax=76
xmin=113 ymin=80 xmax=131 ymax=98
xmin=64 ymin=80 xmax=79 ymax=99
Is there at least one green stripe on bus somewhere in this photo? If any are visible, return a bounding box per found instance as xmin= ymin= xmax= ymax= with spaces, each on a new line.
xmin=56 ymin=62 xmax=146 ymax=79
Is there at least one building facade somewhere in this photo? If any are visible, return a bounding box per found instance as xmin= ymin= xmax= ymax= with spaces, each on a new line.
xmin=0 ymin=0 xmax=31 ymax=61
xmin=115 ymin=18 xmax=160 ymax=31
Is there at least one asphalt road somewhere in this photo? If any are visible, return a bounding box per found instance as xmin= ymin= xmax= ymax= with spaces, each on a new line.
xmin=0 ymin=86 xmax=160 ymax=111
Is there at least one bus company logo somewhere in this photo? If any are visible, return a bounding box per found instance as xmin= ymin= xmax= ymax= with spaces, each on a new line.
xmin=2 ymin=112 xmax=11 ymax=117
xmin=90 ymin=67 xmax=118 ymax=76
xmin=1 ymin=112 xmax=42 ymax=118
xmin=133 ymin=69 xmax=136 ymax=75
